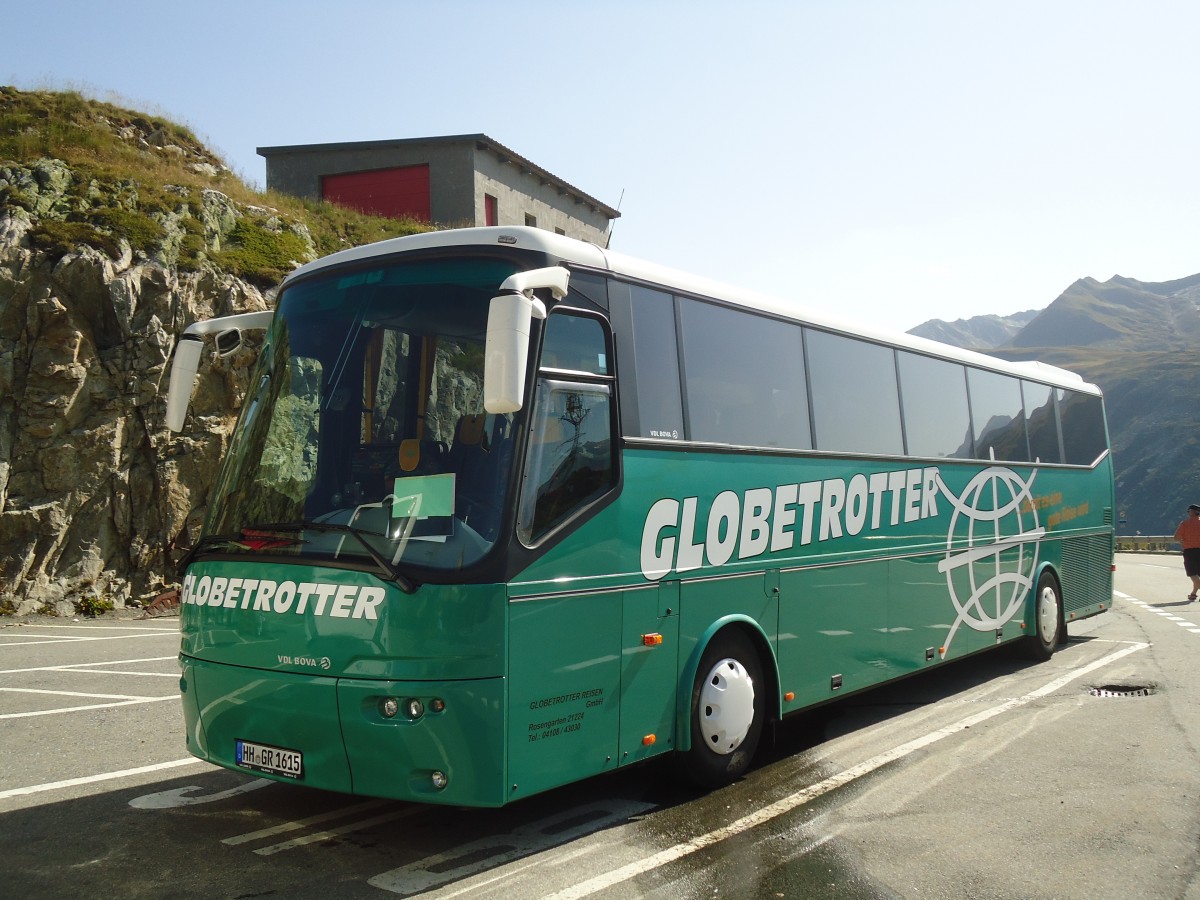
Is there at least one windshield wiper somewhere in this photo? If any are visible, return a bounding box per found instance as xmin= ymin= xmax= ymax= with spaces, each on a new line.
xmin=272 ymin=521 xmax=418 ymax=594
xmin=178 ymin=524 xmax=416 ymax=594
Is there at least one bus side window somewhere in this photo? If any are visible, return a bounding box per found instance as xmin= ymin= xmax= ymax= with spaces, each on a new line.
xmin=897 ymin=351 xmax=974 ymax=459
xmin=518 ymin=310 xmax=618 ymax=544
xmin=539 ymin=313 xmax=609 ymax=375
xmin=678 ymin=297 xmax=810 ymax=449
xmin=517 ymin=379 xmax=615 ymax=545
xmin=1024 ymin=380 xmax=1063 ymax=464
xmin=807 ymin=330 xmax=904 ymax=456
xmin=968 ymin=368 xmax=1030 ymax=462
xmin=1059 ymin=388 xmax=1107 ymax=466
xmin=625 ymin=284 xmax=685 ymax=441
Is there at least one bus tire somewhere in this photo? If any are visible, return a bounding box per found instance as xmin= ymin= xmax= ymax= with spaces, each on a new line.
xmin=1024 ymin=570 xmax=1063 ymax=661
xmin=680 ymin=629 xmax=765 ymax=788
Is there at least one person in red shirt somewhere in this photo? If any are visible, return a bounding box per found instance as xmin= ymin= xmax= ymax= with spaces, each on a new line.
xmin=1174 ymin=503 xmax=1200 ymax=601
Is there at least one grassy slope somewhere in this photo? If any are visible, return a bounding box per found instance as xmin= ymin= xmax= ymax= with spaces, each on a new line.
xmin=0 ymin=86 xmax=435 ymax=285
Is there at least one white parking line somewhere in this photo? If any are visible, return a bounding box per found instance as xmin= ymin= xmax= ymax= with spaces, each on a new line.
xmin=0 ymin=632 xmax=178 ymax=648
xmin=0 ymin=656 xmax=178 ymax=675
xmin=257 ymin=807 xmax=421 ymax=856
xmin=222 ymin=799 xmax=391 ymax=845
xmin=370 ymin=802 xmax=656 ymax=894
xmin=2 ymin=624 xmax=177 ymax=632
xmin=0 ymin=695 xmax=179 ymax=720
xmin=543 ymin=640 xmax=1150 ymax=900
xmin=1116 ymin=592 xmax=1200 ymax=631
xmin=0 ymin=758 xmax=204 ymax=801
xmin=41 ymin=668 xmax=179 ymax=678
xmin=0 ymin=687 xmax=165 ymax=701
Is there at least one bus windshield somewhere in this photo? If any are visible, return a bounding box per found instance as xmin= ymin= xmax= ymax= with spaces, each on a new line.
xmin=199 ymin=254 xmax=525 ymax=580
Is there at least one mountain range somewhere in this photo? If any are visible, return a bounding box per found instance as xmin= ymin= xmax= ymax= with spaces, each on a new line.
xmin=910 ymin=273 xmax=1200 ymax=536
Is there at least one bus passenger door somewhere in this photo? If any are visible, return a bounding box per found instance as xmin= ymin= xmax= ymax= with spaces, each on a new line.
xmin=619 ymin=582 xmax=679 ymax=765
xmin=506 ymin=307 xmax=625 ymax=798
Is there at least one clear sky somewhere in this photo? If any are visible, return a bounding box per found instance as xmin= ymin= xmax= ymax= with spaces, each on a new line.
xmin=7 ymin=0 xmax=1198 ymax=333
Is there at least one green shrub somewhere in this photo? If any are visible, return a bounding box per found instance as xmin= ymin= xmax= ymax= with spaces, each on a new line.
xmin=177 ymin=229 xmax=207 ymax=271
xmin=214 ymin=219 xmax=313 ymax=286
xmin=86 ymin=206 xmax=164 ymax=254
xmin=0 ymin=182 xmax=33 ymax=211
xmin=29 ymin=219 xmax=119 ymax=259
xmin=75 ymin=593 xmax=115 ymax=617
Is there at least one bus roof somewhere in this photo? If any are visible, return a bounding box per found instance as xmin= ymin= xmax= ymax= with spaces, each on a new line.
xmin=282 ymin=226 xmax=1099 ymax=395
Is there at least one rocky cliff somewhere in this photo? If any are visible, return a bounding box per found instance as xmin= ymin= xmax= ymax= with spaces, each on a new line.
xmin=0 ymin=166 xmax=274 ymax=615
xmin=0 ymin=87 xmax=430 ymax=616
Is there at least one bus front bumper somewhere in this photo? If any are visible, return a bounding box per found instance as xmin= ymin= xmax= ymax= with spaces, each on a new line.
xmin=181 ymin=657 xmax=507 ymax=806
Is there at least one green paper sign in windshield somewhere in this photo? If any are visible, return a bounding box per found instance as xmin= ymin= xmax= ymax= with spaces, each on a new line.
xmin=391 ymin=473 xmax=455 ymax=519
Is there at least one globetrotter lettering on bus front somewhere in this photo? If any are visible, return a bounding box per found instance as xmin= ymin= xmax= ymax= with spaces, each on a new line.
xmin=638 ymin=464 xmax=1045 ymax=654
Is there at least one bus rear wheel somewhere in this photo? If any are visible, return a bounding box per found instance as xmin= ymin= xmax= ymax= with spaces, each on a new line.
xmin=680 ymin=630 xmax=765 ymax=788
xmin=1024 ymin=570 xmax=1063 ymax=661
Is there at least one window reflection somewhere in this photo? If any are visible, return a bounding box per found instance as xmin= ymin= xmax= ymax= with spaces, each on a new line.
xmin=897 ymin=352 xmax=974 ymax=458
xmin=542 ymin=314 xmax=609 ymax=375
xmin=680 ymin=299 xmax=810 ymax=449
xmin=808 ymin=331 xmax=903 ymax=455
xmin=1059 ymin=389 xmax=1108 ymax=465
xmin=629 ymin=286 xmax=685 ymax=440
xmin=1023 ymin=380 xmax=1063 ymax=464
xmin=968 ymin=368 xmax=1029 ymax=462
xmin=518 ymin=381 xmax=614 ymax=544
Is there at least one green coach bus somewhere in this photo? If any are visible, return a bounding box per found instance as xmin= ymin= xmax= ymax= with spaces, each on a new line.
xmin=165 ymin=226 xmax=1113 ymax=806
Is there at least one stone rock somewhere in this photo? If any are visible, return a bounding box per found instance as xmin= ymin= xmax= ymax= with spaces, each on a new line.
xmin=0 ymin=203 xmax=268 ymax=615
xmin=200 ymin=189 xmax=240 ymax=252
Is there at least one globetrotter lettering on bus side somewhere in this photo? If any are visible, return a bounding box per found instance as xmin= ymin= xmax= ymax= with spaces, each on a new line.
xmin=639 ymin=466 xmax=941 ymax=581
xmin=179 ymin=574 xmax=386 ymax=619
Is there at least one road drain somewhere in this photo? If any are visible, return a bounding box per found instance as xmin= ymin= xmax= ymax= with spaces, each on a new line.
xmin=1088 ymin=684 xmax=1155 ymax=698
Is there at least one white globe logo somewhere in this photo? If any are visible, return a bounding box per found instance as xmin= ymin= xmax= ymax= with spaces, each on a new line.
xmin=936 ymin=466 xmax=1044 ymax=654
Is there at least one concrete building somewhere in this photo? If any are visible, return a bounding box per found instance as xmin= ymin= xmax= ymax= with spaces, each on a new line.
xmin=257 ymin=134 xmax=620 ymax=246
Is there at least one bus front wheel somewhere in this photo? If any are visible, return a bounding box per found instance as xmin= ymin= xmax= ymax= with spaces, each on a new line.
xmin=1024 ymin=570 xmax=1063 ymax=661
xmin=680 ymin=630 xmax=765 ymax=788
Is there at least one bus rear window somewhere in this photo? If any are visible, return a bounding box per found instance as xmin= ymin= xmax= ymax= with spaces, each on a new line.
xmin=1059 ymin=389 xmax=1107 ymax=465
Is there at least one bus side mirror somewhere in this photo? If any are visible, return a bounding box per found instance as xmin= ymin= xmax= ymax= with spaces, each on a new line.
xmin=165 ymin=336 xmax=204 ymax=432
xmin=164 ymin=310 xmax=274 ymax=433
xmin=214 ymin=328 xmax=242 ymax=358
xmin=484 ymin=267 xmax=570 ymax=414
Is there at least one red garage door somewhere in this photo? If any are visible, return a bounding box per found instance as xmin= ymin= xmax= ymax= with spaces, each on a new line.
xmin=321 ymin=164 xmax=431 ymax=221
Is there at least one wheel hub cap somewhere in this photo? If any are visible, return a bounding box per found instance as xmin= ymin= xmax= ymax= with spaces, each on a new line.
xmin=698 ymin=657 xmax=756 ymax=754
xmin=1038 ymin=586 xmax=1059 ymax=643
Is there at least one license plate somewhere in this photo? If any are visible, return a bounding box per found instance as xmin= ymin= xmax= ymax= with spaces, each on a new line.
xmin=235 ymin=739 xmax=303 ymax=779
